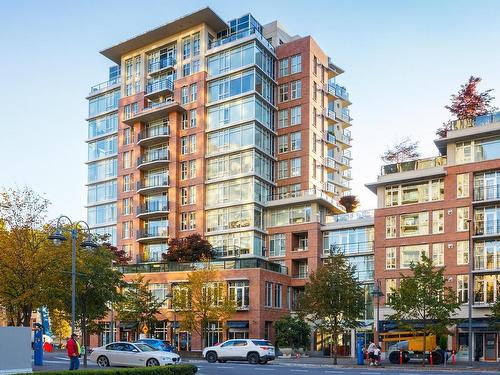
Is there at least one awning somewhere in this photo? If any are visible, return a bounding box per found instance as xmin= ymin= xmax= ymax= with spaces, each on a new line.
xmin=457 ymin=320 xmax=498 ymax=330
xmin=227 ymin=321 xmax=249 ymax=329
xmin=119 ymin=322 xmax=138 ymax=330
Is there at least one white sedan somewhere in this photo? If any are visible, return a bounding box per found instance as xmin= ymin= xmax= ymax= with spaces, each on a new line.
xmin=89 ymin=341 xmax=181 ymax=367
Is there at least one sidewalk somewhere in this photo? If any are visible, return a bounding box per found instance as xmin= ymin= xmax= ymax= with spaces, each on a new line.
xmin=274 ymin=356 xmax=500 ymax=371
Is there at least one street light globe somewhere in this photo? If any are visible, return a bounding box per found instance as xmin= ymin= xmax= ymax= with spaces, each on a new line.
xmin=48 ymin=230 xmax=67 ymax=247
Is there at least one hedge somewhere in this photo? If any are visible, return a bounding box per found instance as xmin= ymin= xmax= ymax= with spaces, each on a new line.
xmin=25 ymin=364 xmax=197 ymax=375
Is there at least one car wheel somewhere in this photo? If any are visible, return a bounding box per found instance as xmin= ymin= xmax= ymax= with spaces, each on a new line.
xmin=259 ymin=359 xmax=268 ymax=365
xmin=96 ymin=355 xmax=109 ymax=367
xmin=146 ymin=358 xmax=160 ymax=367
xmin=247 ymin=352 xmax=260 ymax=364
xmin=206 ymin=351 xmax=217 ymax=363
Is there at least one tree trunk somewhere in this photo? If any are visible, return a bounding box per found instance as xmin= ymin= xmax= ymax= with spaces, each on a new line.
xmin=22 ymin=305 xmax=32 ymax=327
xmin=333 ymin=322 xmax=338 ymax=365
xmin=422 ymin=314 xmax=426 ymax=367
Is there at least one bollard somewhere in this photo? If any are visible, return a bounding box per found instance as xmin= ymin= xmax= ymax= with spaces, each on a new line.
xmin=451 ymin=350 xmax=456 ymax=365
xmin=399 ymin=350 xmax=403 ymax=365
xmin=429 ymin=351 xmax=433 ymax=366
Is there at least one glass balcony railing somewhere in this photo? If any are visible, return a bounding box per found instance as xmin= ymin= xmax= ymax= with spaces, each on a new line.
xmin=474 ymin=185 xmax=500 ymax=202
xmin=267 ymin=188 xmax=345 ymax=212
xmin=209 ymin=27 xmax=275 ymax=53
xmin=324 ymin=109 xmax=336 ymax=121
xmin=118 ymin=257 xmax=288 ymax=275
xmin=136 ymin=228 xmax=168 ymax=239
xmin=137 ymin=149 xmax=170 ymax=166
xmin=213 ymin=246 xmax=250 ymax=258
xmin=474 ymin=220 xmax=500 ymax=236
xmin=325 ymin=83 xmax=349 ymax=101
xmin=381 ymin=156 xmax=447 ymax=176
xmin=451 ymin=112 xmax=500 ymax=131
xmin=325 ymin=209 xmax=375 ymax=224
xmin=136 ymin=201 xmax=169 ymax=215
xmin=325 ymin=157 xmax=335 ymax=169
xmin=325 ymin=132 xmax=336 ymax=144
xmin=339 ymin=109 xmax=352 ymax=123
xmin=323 ymin=241 xmax=375 ymax=256
xmin=146 ymin=77 xmax=174 ymax=95
xmin=138 ymin=125 xmax=170 ymax=142
xmin=90 ymin=77 xmax=121 ymax=94
xmin=136 ymin=176 xmax=169 ymax=191
xmin=148 ymin=57 xmax=176 ymax=74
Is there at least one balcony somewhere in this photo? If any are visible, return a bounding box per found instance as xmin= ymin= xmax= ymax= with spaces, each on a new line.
xmin=325 ymin=83 xmax=350 ymax=104
xmin=325 ymin=157 xmax=335 ymax=169
xmin=148 ymin=57 xmax=176 ymax=75
xmin=266 ymin=188 xmax=345 ymax=213
xmin=117 ymin=257 xmax=288 ymax=275
xmin=136 ymin=176 xmax=169 ymax=195
xmin=474 ymin=185 xmax=500 ymax=203
xmin=323 ymin=240 xmax=375 ymax=256
xmin=329 ymin=175 xmax=350 ymax=189
xmin=137 ymin=149 xmax=170 ymax=170
xmin=473 ymin=220 xmax=500 ymax=237
xmin=208 ymin=27 xmax=275 ymax=54
xmin=213 ymin=245 xmax=250 ymax=258
xmin=137 ymin=125 xmax=170 ymax=147
xmin=326 ymin=57 xmax=343 ymax=78
xmin=324 ymin=131 xmax=336 ymax=145
xmin=338 ymin=109 xmax=352 ymax=124
xmin=380 ymin=156 xmax=447 ymax=176
xmin=145 ymin=77 xmax=174 ymax=98
xmin=343 ymin=170 xmax=352 ymax=180
xmin=136 ymin=201 xmax=169 ymax=219
xmin=122 ymin=99 xmax=182 ymax=126
xmin=88 ymin=77 xmax=121 ymax=97
xmin=206 ymin=218 xmax=252 ymax=233
xmin=337 ymin=131 xmax=352 ymax=146
xmin=450 ymin=112 xmax=500 ymax=131
xmin=136 ymin=228 xmax=168 ymax=243
xmin=324 ymin=109 xmax=337 ymax=123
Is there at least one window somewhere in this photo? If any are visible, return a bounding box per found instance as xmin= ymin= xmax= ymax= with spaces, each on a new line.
xmin=457 ymin=275 xmax=469 ymax=303
xmin=122 ymin=221 xmax=131 ymax=239
xmin=189 ymin=160 xmax=196 ymax=178
xmin=386 ymin=247 xmax=396 ymax=269
xmin=278 ymin=160 xmax=288 ymax=179
xmin=457 ymin=240 xmax=469 ymax=265
xmin=400 ymin=212 xmax=429 ymax=237
xmin=432 ymin=243 xmax=444 ymax=267
xmin=279 ymin=59 xmax=289 ymax=77
xmin=385 ymin=179 xmax=444 ymax=207
xmin=385 ymin=216 xmax=397 ymax=238
xmin=274 ymin=284 xmax=282 ymax=308
xmin=180 ymin=212 xmax=188 ymax=231
xmin=183 ymin=63 xmax=190 ymax=77
xmin=189 ymin=109 xmax=197 ymax=128
xmin=291 ymin=80 xmax=302 ymax=99
xmin=192 ymin=32 xmax=200 ymax=56
xmin=269 ymin=234 xmax=286 ymax=257
xmin=457 ymin=173 xmax=469 ymax=198
xmin=189 ymin=135 xmax=196 ymax=153
xmin=122 ymin=198 xmax=131 ymax=215
xmin=181 ymin=112 xmax=188 ymax=130
xmin=385 ymin=186 xmax=399 ymax=207
xmin=278 ymin=110 xmax=288 ymax=128
xmin=123 ymin=175 xmax=131 ymax=192
xmin=313 ymin=56 xmax=318 ymax=75
xmin=192 ymin=59 xmax=200 ymax=73
xmin=189 ymin=212 xmax=196 ymax=230
xmin=290 ymin=106 xmax=301 ymax=125
xmin=182 ymin=37 xmax=190 ymax=59
xmin=400 ymin=244 xmax=429 ymax=269
xmin=386 ymin=279 xmax=397 ymax=304
xmin=229 ymin=281 xmax=250 ymax=309
xmin=189 ymin=186 xmax=196 ymax=204
xmin=457 ymin=207 xmax=469 ymax=231
xmin=122 ymin=151 xmax=132 ymax=169
xmin=291 ymin=132 xmax=301 ymax=151
xmin=181 ymin=137 xmax=188 ymax=155
xmin=290 ymin=158 xmax=301 ymax=177
xmin=181 ymin=86 xmax=188 ymax=104
xmin=279 ymin=84 xmax=289 ymax=102
xmin=190 ymin=84 xmax=197 ymax=102
xmin=181 ymin=162 xmax=188 ymax=180
xmin=291 ymin=54 xmax=301 ymax=74
xmin=432 ymin=210 xmax=444 ymax=234
xmin=312 ymin=134 xmax=317 ymax=153
xmin=180 ymin=187 xmax=188 ymax=205
xmin=456 ymin=141 xmax=472 ymax=164
xmin=278 ymin=135 xmax=288 ymax=153
xmin=265 ymin=282 xmax=273 ymax=307
xmin=123 ymin=128 xmax=131 ymax=145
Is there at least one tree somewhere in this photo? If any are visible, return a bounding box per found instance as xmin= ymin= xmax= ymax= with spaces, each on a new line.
xmin=174 ymin=267 xmax=236 ymax=349
xmin=339 ymin=195 xmax=360 ymax=213
xmin=274 ymin=315 xmax=310 ymax=351
xmin=297 ymin=250 xmax=365 ymax=364
xmin=0 ymin=187 xmax=66 ymax=326
xmin=49 ymin=310 xmax=71 ymax=346
xmin=164 ymin=234 xmax=215 ymax=262
xmin=381 ymin=137 xmax=420 ymax=164
xmin=388 ymin=254 xmax=460 ymax=365
xmin=115 ymin=274 xmax=163 ymax=337
xmin=437 ymin=76 xmax=496 ymax=137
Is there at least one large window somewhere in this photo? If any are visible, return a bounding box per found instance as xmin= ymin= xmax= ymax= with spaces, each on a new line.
xmin=269 ymin=205 xmax=311 ymax=227
xmin=457 ymin=207 xmax=469 ymax=232
xmin=290 ymin=54 xmax=302 ymax=74
xmin=386 ymin=279 xmax=397 ymax=304
xmin=206 ymin=205 xmax=262 ymax=232
xmin=400 ymin=212 xmax=429 ymax=237
xmin=323 ymin=226 xmax=374 ymax=255
xmin=208 ymin=69 xmax=273 ymax=104
xmin=270 ymin=234 xmax=286 ymax=257
xmin=474 ymin=170 xmax=500 ymax=201
xmin=474 ymin=274 xmax=500 ymax=304
xmin=474 ymin=206 xmax=500 ymax=236
xmin=457 ymin=240 xmax=469 ymax=265
xmin=265 ymin=282 xmax=273 ymax=307
xmin=386 ymin=247 xmax=396 ymax=269
xmin=474 ymin=240 xmax=500 ymax=271
xmin=87 ymin=180 xmax=117 ymax=205
xmin=206 ymin=150 xmax=273 ymax=182
xmin=385 ymin=179 xmax=444 ymax=207
xmin=456 ymin=137 xmax=500 ymax=164
xmin=229 ymin=281 xmax=250 ymax=309
xmin=386 ymin=216 xmax=397 ymax=238
xmin=206 ymin=177 xmax=271 ymax=206
xmin=457 ymin=275 xmax=469 ymax=303
xmin=400 ymin=244 xmax=429 ymax=269
xmin=290 ymin=158 xmax=301 ymax=177
xmin=274 ymin=284 xmax=282 ymax=308
xmin=88 ymin=136 xmax=117 ymax=161
xmin=88 ymin=158 xmax=117 ymax=183
xmin=88 ymin=90 xmax=120 ymax=117
xmin=457 ymin=173 xmax=470 ymax=198
xmin=88 ymin=114 xmax=118 ymax=139
xmin=87 ymin=203 xmax=117 ymax=226
xmin=432 ymin=243 xmax=444 ymax=267
xmin=432 ymin=210 xmax=444 ymax=234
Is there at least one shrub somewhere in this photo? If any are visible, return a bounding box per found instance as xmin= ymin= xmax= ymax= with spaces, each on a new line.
xmin=26 ymin=364 xmax=197 ymax=375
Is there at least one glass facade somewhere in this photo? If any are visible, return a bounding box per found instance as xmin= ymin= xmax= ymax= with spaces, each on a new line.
xmin=323 ymin=226 xmax=374 ymax=255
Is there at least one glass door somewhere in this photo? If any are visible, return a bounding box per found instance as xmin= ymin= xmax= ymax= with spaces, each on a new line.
xmin=485 ymin=333 xmax=496 ymax=361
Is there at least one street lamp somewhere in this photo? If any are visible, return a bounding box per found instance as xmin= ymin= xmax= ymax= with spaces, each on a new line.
xmin=467 ymin=218 xmax=473 ymax=367
xmin=371 ymin=279 xmax=384 ymax=345
xmin=48 ymin=215 xmax=98 ymax=334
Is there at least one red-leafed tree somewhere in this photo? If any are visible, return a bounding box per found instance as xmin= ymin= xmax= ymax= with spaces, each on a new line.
xmin=106 ymin=243 xmax=131 ymax=265
xmin=163 ymin=233 xmax=215 ymax=262
xmin=437 ymin=76 xmax=496 ymax=137
xmin=339 ymin=195 xmax=360 ymax=213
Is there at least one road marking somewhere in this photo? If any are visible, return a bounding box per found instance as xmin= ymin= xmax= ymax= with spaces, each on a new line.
xmin=216 ymin=366 xmax=234 ymax=368
xmin=324 ymin=372 xmax=345 ymax=374
xmin=55 ymin=357 xmax=70 ymax=361
xmin=290 ymin=370 xmax=309 ymax=373
xmin=361 ymin=373 xmax=381 ymax=375
xmin=254 ymin=369 xmax=275 ymax=371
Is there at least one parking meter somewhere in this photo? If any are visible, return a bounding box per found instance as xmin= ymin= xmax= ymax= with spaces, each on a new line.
xmin=356 ymin=333 xmax=364 ymax=365
xmin=33 ymin=327 xmax=43 ymax=366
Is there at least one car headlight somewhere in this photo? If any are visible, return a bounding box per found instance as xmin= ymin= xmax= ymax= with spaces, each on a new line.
xmin=162 ymin=357 xmax=172 ymax=361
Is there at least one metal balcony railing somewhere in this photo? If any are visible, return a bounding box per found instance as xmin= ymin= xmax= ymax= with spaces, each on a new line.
xmin=146 ymin=77 xmax=174 ymax=94
xmin=325 ymin=132 xmax=336 ymax=144
xmin=136 ymin=176 xmax=169 ymax=191
xmin=474 ymin=220 xmax=500 ymax=236
xmin=148 ymin=57 xmax=176 ymax=74
xmin=136 ymin=228 xmax=169 ymax=239
xmin=136 ymin=201 xmax=169 ymax=215
xmin=474 ymin=185 xmax=500 ymax=202
xmin=138 ymin=125 xmax=170 ymax=141
xmin=381 ymin=156 xmax=447 ymax=175
xmin=451 ymin=112 xmax=500 ymax=131
xmin=137 ymin=149 xmax=170 ymax=166
xmin=325 ymin=83 xmax=349 ymax=101
xmin=209 ymin=27 xmax=275 ymax=53
xmin=323 ymin=241 xmax=375 ymax=255
xmin=90 ymin=77 xmax=120 ymax=94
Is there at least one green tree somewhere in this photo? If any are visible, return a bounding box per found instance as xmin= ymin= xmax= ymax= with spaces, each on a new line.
xmin=115 ymin=275 xmax=164 ymax=338
xmin=274 ymin=315 xmax=310 ymax=351
xmin=0 ymin=187 xmax=66 ymax=326
xmin=174 ymin=267 xmax=236 ymax=349
xmin=388 ymin=254 xmax=460 ymax=365
xmin=339 ymin=195 xmax=360 ymax=213
xmin=298 ymin=250 xmax=365 ymax=364
xmin=49 ymin=309 xmax=71 ymax=346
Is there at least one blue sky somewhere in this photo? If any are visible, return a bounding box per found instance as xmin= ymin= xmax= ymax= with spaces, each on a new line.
xmin=0 ymin=0 xmax=499 ymax=219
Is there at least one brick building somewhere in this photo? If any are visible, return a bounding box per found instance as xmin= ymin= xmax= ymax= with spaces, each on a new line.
xmin=367 ymin=113 xmax=500 ymax=361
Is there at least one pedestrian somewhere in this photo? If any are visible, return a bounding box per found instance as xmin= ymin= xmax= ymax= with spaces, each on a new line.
xmin=67 ymin=333 xmax=80 ymax=370
xmin=373 ymin=345 xmax=381 ymax=366
xmin=367 ymin=341 xmax=376 ymax=366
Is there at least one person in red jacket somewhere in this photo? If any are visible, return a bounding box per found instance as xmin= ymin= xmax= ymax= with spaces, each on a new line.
xmin=67 ymin=334 xmax=80 ymax=370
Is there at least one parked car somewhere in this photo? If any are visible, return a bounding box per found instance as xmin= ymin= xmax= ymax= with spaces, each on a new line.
xmin=202 ymin=339 xmax=275 ymax=364
xmin=135 ymin=338 xmax=174 ymax=352
xmin=89 ymin=341 xmax=181 ymax=367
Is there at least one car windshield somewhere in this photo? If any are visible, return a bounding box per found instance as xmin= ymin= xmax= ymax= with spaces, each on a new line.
xmin=135 ymin=343 xmax=157 ymax=352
